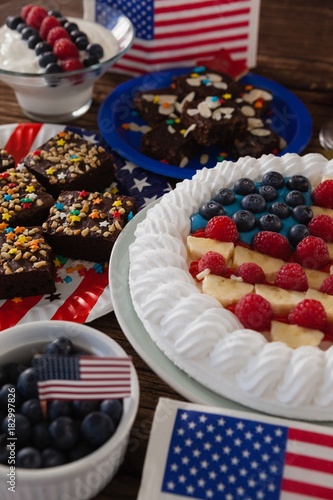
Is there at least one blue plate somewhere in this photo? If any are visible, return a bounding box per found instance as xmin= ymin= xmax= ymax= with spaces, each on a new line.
xmin=98 ymin=68 xmax=312 ymax=180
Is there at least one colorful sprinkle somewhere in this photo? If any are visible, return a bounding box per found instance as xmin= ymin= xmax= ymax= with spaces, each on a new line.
xmin=46 ymin=167 xmax=56 ymax=175
xmin=70 ymin=155 xmax=80 ymax=162
xmin=112 ymin=200 xmax=123 ymax=207
xmin=3 ymin=194 xmax=12 ymax=201
xmin=25 ymin=186 xmax=36 ymax=193
xmin=55 ymin=202 xmax=64 ymax=210
xmin=88 ymin=211 xmax=100 ymax=219
xmin=57 ymin=138 xmax=66 ymax=146
xmin=121 ymin=123 xmax=130 ymax=130
xmin=78 ymin=190 xmax=88 ymax=198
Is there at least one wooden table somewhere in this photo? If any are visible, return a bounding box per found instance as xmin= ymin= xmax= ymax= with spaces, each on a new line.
xmin=0 ymin=0 xmax=332 ymax=498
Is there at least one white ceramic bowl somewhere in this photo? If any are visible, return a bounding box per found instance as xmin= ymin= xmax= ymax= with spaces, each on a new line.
xmin=0 ymin=1 xmax=134 ymax=122
xmin=0 ymin=320 xmax=139 ymax=500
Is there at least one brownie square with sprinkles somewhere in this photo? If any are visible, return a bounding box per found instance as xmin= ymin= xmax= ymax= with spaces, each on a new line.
xmin=0 ymin=167 xmax=54 ymax=227
xmin=42 ymin=190 xmax=137 ymax=262
xmin=0 ymin=226 xmax=55 ymax=299
xmin=22 ymin=131 xmax=116 ymax=198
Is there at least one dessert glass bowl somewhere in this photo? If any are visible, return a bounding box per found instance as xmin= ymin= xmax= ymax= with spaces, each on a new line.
xmin=0 ymin=320 xmax=139 ymax=500
xmin=0 ymin=2 xmax=134 ymax=122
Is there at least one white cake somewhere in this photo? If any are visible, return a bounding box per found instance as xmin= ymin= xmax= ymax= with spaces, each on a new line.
xmin=129 ymin=153 xmax=333 ymax=420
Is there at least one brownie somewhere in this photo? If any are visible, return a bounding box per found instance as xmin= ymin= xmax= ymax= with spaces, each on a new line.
xmin=182 ymin=96 xmax=247 ymax=147
xmin=0 ymin=167 xmax=54 ymax=227
xmin=172 ymin=67 xmax=233 ymax=100
xmin=233 ymin=126 xmax=281 ymax=158
xmin=42 ymin=190 xmax=137 ymax=262
xmin=0 ymin=149 xmax=15 ymax=172
xmin=133 ymin=87 xmax=179 ymax=126
xmin=22 ymin=131 xmax=116 ymax=198
xmin=236 ymin=84 xmax=274 ymax=117
xmin=0 ymin=226 xmax=55 ymax=299
xmin=141 ymin=118 xmax=201 ymax=167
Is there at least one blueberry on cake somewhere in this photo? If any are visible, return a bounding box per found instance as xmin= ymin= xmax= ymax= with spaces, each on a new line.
xmin=42 ymin=190 xmax=137 ymax=262
xmin=0 ymin=226 xmax=55 ymax=299
xmin=22 ymin=131 xmax=116 ymax=197
xmin=0 ymin=167 xmax=54 ymax=227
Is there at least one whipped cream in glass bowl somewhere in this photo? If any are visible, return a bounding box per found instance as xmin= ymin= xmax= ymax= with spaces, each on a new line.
xmin=0 ymin=2 xmax=134 ymax=122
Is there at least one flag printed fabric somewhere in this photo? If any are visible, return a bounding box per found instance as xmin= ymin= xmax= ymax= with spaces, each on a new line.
xmin=83 ymin=0 xmax=261 ymax=75
xmin=137 ymin=398 xmax=333 ymax=500
xmin=32 ymin=355 xmax=132 ymax=400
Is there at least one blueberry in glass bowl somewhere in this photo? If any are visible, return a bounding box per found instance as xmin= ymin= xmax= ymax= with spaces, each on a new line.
xmin=0 ymin=2 xmax=134 ymax=122
xmin=0 ymin=320 xmax=139 ymax=500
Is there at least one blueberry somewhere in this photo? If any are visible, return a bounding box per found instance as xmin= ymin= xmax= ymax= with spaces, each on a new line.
xmin=6 ymin=15 xmax=23 ymax=30
xmin=16 ymin=22 xmax=27 ymax=34
xmin=213 ymin=188 xmax=235 ymax=205
xmin=292 ymin=205 xmax=313 ymax=224
xmin=32 ymin=421 xmax=50 ymax=449
xmin=258 ymin=185 xmax=277 ymax=202
xmin=64 ymin=22 xmax=79 ymax=34
xmin=35 ymin=41 xmax=52 ymax=56
xmin=83 ymin=55 xmax=100 ymax=67
xmin=28 ymin=34 xmax=42 ymax=49
xmin=0 ymin=384 xmax=20 ymax=411
xmin=81 ymin=412 xmax=115 ymax=448
xmin=258 ymin=214 xmax=282 ymax=232
xmin=4 ymin=362 xmax=25 ymax=384
xmin=0 ymin=434 xmax=9 ymax=465
xmin=232 ymin=210 xmax=256 ymax=232
xmin=269 ymin=202 xmax=291 ymax=219
xmin=286 ymin=175 xmax=309 ymax=192
xmin=75 ymin=35 xmax=89 ymax=50
xmin=288 ymin=224 xmax=310 ymax=246
xmin=39 ymin=52 xmax=58 ymax=68
xmin=262 ymin=171 xmax=284 ymax=189
xmin=241 ymin=194 xmax=266 ymax=213
xmin=2 ymin=414 xmax=31 ymax=445
xmin=48 ymin=400 xmax=73 ymax=421
xmin=47 ymin=10 xmax=63 ymax=18
xmin=86 ymin=43 xmax=104 ymax=59
xmin=17 ymin=368 xmax=38 ymax=399
xmin=49 ymin=417 xmax=79 ymax=451
xmin=70 ymin=29 xmax=87 ymax=41
xmin=42 ymin=447 xmax=67 ymax=467
xmin=199 ymin=201 xmax=225 ymax=220
xmin=21 ymin=26 xmax=37 ymax=40
xmin=16 ymin=447 xmax=42 ymax=469
xmin=21 ymin=399 xmax=43 ymax=424
xmin=73 ymin=400 xmax=100 ymax=418
xmin=234 ymin=178 xmax=256 ymax=195
xmin=67 ymin=441 xmax=93 ymax=462
xmin=45 ymin=337 xmax=73 ymax=356
xmin=100 ymin=399 xmax=123 ymax=426
xmin=45 ymin=63 xmax=62 ymax=74
xmin=285 ymin=190 xmax=305 ymax=207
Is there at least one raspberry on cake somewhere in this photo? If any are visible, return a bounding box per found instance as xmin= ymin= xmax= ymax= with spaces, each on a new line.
xmin=0 ymin=167 xmax=54 ymax=227
xmin=22 ymin=131 xmax=116 ymax=197
xmin=42 ymin=190 xmax=137 ymax=262
xmin=0 ymin=226 xmax=55 ymax=299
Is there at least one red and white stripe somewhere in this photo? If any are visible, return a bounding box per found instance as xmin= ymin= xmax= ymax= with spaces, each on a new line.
xmin=112 ymin=0 xmax=260 ymax=75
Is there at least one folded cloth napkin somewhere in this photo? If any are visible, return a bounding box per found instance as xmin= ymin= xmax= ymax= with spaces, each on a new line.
xmin=137 ymin=397 xmax=333 ymax=500
xmin=84 ymin=0 xmax=261 ymax=75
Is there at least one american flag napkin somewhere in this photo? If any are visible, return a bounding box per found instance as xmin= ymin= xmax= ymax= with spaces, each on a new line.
xmin=84 ymin=0 xmax=261 ymax=75
xmin=137 ymin=398 xmax=333 ymax=500
xmin=32 ymin=355 xmax=133 ymax=400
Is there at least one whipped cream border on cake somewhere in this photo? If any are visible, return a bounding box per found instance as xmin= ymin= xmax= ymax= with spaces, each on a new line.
xmin=129 ymin=153 xmax=333 ymax=421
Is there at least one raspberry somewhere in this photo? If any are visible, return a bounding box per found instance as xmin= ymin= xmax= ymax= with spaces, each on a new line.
xmin=274 ymin=263 xmax=308 ymax=291
xmin=319 ymin=275 xmax=333 ymax=295
xmin=53 ymin=39 xmax=79 ymax=60
xmin=252 ymin=231 xmax=291 ymax=261
xmin=39 ymin=16 xmax=61 ymax=40
xmin=21 ymin=4 xmax=34 ymax=21
xmin=47 ymin=27 xmax=70 ymax=47
xmin=26 ymin=6 xmax=48 ymax=31
xmin=235 ymin=263 xmax=266 ymax=284
xmin=294 ymin=236 xmax=329 ymax=269
xmin=205 ymin=216 xmax=238 ymax=243
xmin=234 ymin=294 xmax=274 ymax=331
xmin=312 ymin=180 xmax=333 ymax=208
xmin=60 ymin=58 xmax=85 ymax=72
xmin=189 ymin=260 xmax=199 ymax=279
xmin=197 ymin=251 xmax=227 ymax=276
xmin=308 ymin=214 xmax=333 ymax=242
xmin=288 ymin=299 xmax=327 ymax=331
